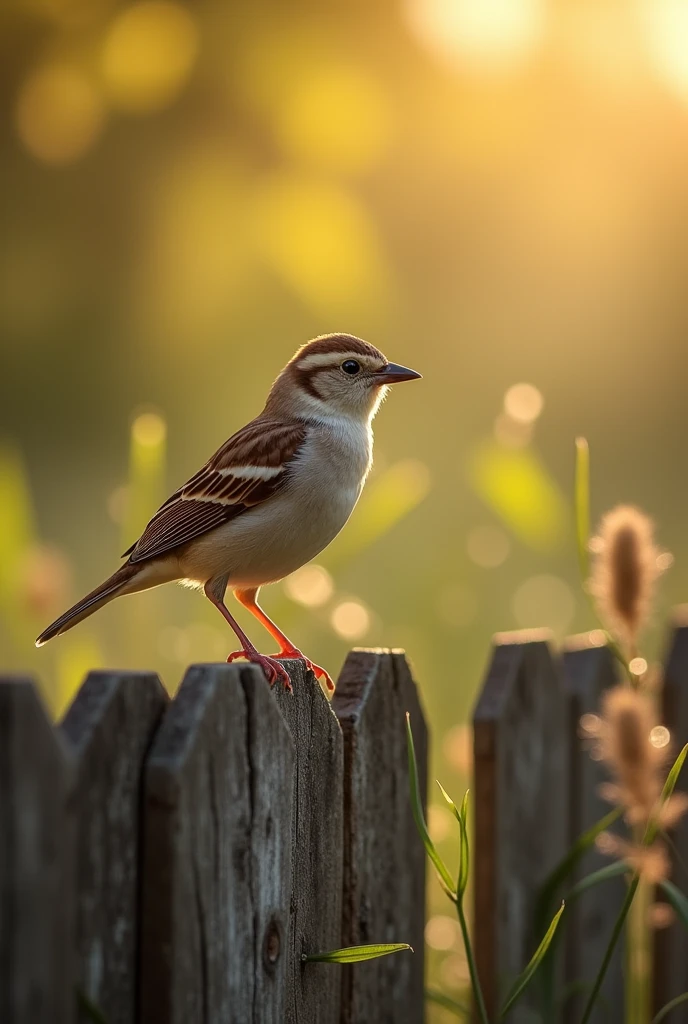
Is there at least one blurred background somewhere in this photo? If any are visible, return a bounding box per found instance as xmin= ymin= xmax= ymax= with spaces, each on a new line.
xmin=2 ymin=0 xmax=688 ymax=1015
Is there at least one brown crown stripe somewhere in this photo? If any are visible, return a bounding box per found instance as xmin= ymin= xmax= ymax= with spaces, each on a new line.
xmin=293 ymin=333 xmax=385 ymax=363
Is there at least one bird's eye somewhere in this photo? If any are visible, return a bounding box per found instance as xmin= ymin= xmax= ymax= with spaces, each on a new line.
xmin=341 ymin=359 xmax=361 ymax=375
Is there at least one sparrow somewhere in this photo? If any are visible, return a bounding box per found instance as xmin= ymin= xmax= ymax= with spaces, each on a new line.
xmin=36 ymin=334 xmax=421 ymax=692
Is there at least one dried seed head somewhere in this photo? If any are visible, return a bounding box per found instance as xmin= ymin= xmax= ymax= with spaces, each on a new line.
xmin=595 ymin=834 xmax=670 ymax=884
xmin=595 ymin=687 xmax=665 ymax=823
xmin=589 ymin=506 xmax=665 ymax=650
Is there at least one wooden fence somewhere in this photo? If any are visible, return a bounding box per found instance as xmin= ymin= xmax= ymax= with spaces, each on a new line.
xmin=473 ymin=622 xmax=688 ymax=1024
xmin=3 ymin=625 xmax=688 ymax=1024
xmin=0 ymin=651 xmax=427 ymax=1024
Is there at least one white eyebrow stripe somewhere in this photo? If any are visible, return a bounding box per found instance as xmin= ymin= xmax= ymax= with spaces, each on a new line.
xmin=217 ymin=465 xmax=284 ymax=480
xmin=297 ymin=351 xmax=380 ymax=371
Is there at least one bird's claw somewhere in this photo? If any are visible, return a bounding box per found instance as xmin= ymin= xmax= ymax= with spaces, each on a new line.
xmin=226 ymin=650 xmax=293 ymax=692
xmin=269 ymin=649 xmax=335 ymax=693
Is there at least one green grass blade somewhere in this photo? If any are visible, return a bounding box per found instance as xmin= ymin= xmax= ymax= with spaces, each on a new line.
xmin=645 ymin=744 xmax=688 ymax=844
xmin=580 ymin=876 xmax=639 ymax=1024
xmin=457 ymin=791 xmax=470 ymax=899
xmin=302 ymin=943 xmax=413 ymax=963
xmin=407 ymin=715 xmax=457 ymax=900
xmin=426 ymin=989 xmax=470 ymax=1017
xmin=565 ymin=861 xmax=628 ymax=903
xmin=652 ymin=991 xmax=688 ymax=1024
xmin=536 ymin=807 xmax=622 ymax=928
xmin=657 ymin=879 xmax=688 ymax=933
xmin=436 ymin=783 xmax=470 ymax=898
xmin=498 ymin=902 xmax=565 ymax=1020
xmin=575 ymin=437 xmax=590 ymax=583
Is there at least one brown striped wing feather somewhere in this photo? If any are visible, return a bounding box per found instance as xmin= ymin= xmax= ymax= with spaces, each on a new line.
xmin=124 ymin=420 xmax=307 ymax=564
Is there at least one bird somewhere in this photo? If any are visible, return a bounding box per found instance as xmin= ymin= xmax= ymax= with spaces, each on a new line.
xmin=36 ymin=333 xmax=421 ymax=692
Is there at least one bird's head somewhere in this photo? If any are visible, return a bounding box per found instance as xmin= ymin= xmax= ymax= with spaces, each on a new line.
xmin=267 ymin=333 xmax=421 ymax=422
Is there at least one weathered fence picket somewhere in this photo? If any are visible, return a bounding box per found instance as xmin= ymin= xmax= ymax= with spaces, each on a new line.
xmin=140 ymin=663 xmax=294 ymax=1024
xmin=0 ymin=649 xmax=426 ymax=1024
xmin=61 ymin=671 xmax=168 ymax=1024
xmin=561 ymin=639 xmax=623 ymax=1024
xmin=0 ymin=678 xmax=75 ymax=1024
xmin=273 ymin=659 xmax=344 ymax=1024
xmin=333 ymin=649 xmax=427 ymax=1024
xmin=473 ymin=634 xmax=569 ymax=1023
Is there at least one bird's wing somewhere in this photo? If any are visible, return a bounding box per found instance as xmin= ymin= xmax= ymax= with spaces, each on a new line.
xmin=124 ymin=419 xmax=307 ymax=564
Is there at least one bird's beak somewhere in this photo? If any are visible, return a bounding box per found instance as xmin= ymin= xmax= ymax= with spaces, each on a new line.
xmin=375 ymin=362 xmax=422 ymax=384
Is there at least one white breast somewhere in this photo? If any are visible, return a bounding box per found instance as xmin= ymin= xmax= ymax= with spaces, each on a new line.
xmin=179 ymin=417 xmax=373 ymax=587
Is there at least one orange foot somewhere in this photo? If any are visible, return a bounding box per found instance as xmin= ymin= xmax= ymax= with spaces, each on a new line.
xmin=269 ymin=648 xmax=335 ymax=693
xmin=226 ymin=650 xmax=292 ymax=691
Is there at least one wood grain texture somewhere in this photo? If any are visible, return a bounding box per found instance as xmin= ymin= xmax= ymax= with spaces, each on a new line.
xmin=140 ymin=663 xmax=294 ymax=1024
xmin=562 ymin=640 xmax=623 ymax=1024
xmin=654 ymin=619 xmax=688 ymax=1021
xmin=60 ymin=670 xmax=168 ymax=1024
xmin=0 ymin=676 xmax=75 ymax=1024
xmin=272 ymin=660 xmax=344 ymax=1024
xmin=332 ymin=649 xmax=427 ymax=1024
xmin=473 ymin=637 xmax=568 ymax=1023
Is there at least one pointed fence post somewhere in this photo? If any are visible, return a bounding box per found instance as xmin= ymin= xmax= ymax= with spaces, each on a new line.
xmin=332 ymin=649 xmax=427 ymax=1024
xmin=140 ymin=663 xmax=295 ymax=1024
xmin=472 ymin=634 xmax=569 ymax=1022
xmin=0 ymin=677 xmax=75 ymax=1024
xmin=654 ymin=618 xmax=688 ymax=1020
xmin=562 ymin=637 xmax=623 ymax=1024
xmin=273 ymin=660 xmax=344 ymax=1024
xmin=60 ymin=670 xmax=168 ymax=1024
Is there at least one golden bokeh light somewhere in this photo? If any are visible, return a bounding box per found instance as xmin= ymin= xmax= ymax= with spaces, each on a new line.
xmin=427 ymin=804 xmax=452 ymax=843
xmin=503 ymin=382 xmax=544 ymax=424
xmin=425 ymin=915 xmax=459 ymax=951
xmin=253 ymin=173 xmax=391 ymax=318
xmin=643 ymin=0 xmax=688 ymax=102
xmin=330 ymin=599 xmax=371 ymax=640
xmin=649 ymin=725 xmax=671 ymax=749
xmin=443 ymin=722 xmax=473 ymax=775
xmin=629 ymin=656 xmax=649 ymax=677
xmin=15 ymin=64 xmax=104 ymax=164
xmin=284 ymin=564 xmax=334 ymax=608
xmin=404 ymin=0 xmax=546 ymax=71
xmin=101 ymin=1 xmax=199 ymax=113
xmin=132 ymin=411 xmax=167 ymax=448
xmin=273 ymin=65 xmax=393 ymax=174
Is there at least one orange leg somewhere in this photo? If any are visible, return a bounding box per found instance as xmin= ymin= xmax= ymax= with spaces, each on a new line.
xmin=233 ymin=587 xmax=335 ymax=693
xmin=203 ymin=578 xmax=292 ymax=691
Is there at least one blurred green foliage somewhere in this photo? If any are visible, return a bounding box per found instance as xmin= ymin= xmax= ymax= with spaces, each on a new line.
xmin=2 ymin=1 xmax=688 ymax=1017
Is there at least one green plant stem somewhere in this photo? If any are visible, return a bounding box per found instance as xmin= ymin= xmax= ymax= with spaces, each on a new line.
xmin=456 ymin=898 xmax=490 ymax=1024
xmin=580 ymin=876 xmax=639 ymax=1024
xmin=652 ymin=991 xmax=688 ymax=1024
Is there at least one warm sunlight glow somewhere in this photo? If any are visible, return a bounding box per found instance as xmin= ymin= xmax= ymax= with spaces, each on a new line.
xmin=649 ymin=725 xmax=671 ymax=749
xmin=274 ymin=65 xmax=392 ymax=174
xmin=284 ymin=565 xmax=334 ymax=608
xmin=425 ymin=915 xmax=459 ymax=951
xmin=16 ymin=64 xmax=104 ymax=164
xmin=102 ymin=1 xmax=199 ymax=112
xmin=629 ymin=656 xmax=648 ymax=676
xmin=404 ymin=0 xmax=546 ymax=71
xmin=331 ymin=600 xmax=370 ymax=640
xmin=504 ymin=383 xmax=544 ymax=424
xmin=132 ymin=412 xmax=167 ymax=448
xmin=644 ymin=0 xmax=688 ymax=102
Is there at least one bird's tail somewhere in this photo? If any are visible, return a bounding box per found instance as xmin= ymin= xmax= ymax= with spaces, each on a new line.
xmin=35 ymin=562 xmax=141 ymax=647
